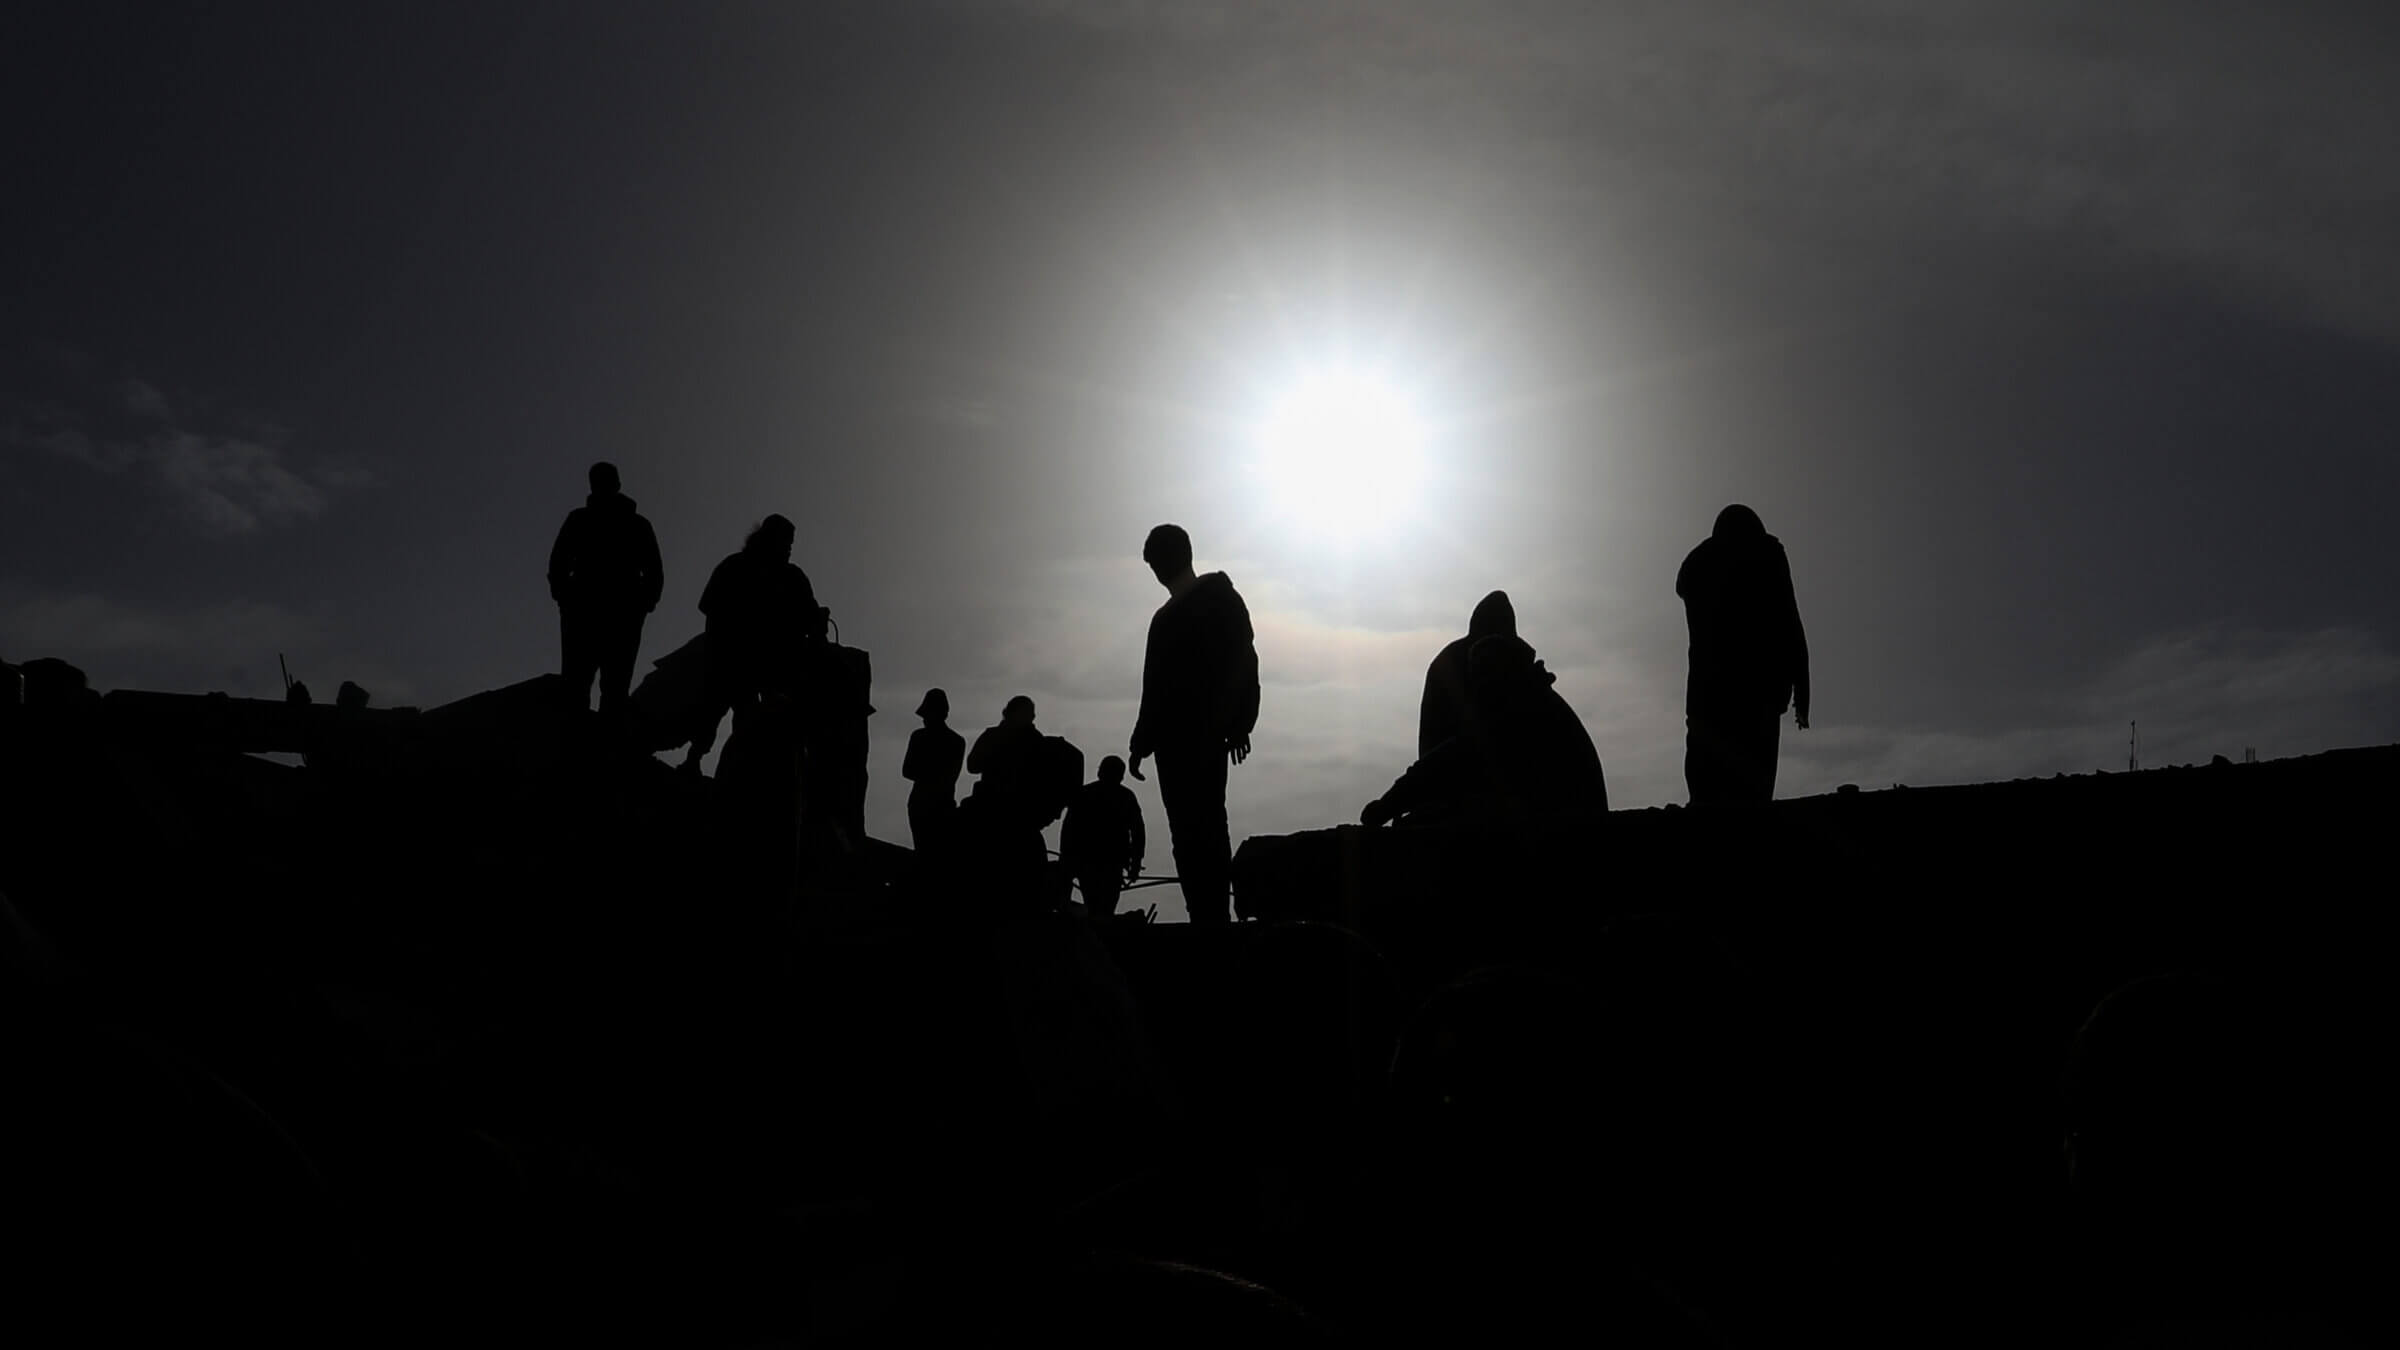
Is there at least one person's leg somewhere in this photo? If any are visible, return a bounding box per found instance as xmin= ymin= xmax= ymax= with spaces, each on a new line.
xmin=597 ymin=612 xmax=641 ymax=715
xmin=1754 ymin=713 xmax=1783 ymax=801
xmin=1685 ymin=713 xmax=1729 ymax=805
xmin=560 ymin=608 xmax=599 ymax=710
xmin=1159 ymin=743 xmax=1232 ymax=923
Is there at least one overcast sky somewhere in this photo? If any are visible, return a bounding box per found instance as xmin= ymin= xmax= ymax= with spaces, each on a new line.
xmin=7 ymin=2 xmax=2397 ymax=916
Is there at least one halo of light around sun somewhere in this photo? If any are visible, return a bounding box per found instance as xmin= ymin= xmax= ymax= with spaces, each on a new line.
xmin=1252 ymin=370 xmax=1432 ymax=540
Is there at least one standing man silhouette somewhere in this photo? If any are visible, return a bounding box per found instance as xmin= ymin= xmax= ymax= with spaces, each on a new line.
xmin=548 ymin=462 xmax=664 ymax=714
xmin=1676 ymin=504 xmax=1810 ymax=804
xmin=1128 ymin=523 xmax=1259 ymax=924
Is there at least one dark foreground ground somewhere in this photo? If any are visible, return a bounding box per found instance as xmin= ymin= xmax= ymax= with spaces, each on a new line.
xmin=4 ymin=678 xmax=2393 ymax=1347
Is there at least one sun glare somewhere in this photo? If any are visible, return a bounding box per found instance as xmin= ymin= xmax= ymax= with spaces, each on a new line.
xmin=1253 ymin=370 xmax=1431 ymax=540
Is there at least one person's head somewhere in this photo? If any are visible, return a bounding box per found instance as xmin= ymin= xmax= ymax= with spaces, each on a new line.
xmin=745 ymin=513 xmax=796 ymax=560
xmin=1098 ymin=754 xmax=1126 ymax=785
xmin=1711 ymin=504 xmax=1765 ymax=539
xmin=1003 ymin=694 xmax=1036 ymax=725
xmin=588 ymin=462 xmax=621 ymax=495
xmin=1469 ymin=590 xmax=1516 ymax=639
xmin=916 ymin=688 xmax=950 ymax=722
xmin=1143 ymin=523 xmax=1195 ymax=587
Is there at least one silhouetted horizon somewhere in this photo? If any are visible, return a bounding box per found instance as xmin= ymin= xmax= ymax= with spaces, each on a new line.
xmin=10 ymin=4 xmax=2399 ymax=927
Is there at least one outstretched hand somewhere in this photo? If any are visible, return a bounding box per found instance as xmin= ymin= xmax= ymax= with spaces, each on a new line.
xmin=1127 ymin=751 xmax=1147 ymax=781
xmin=1124 ymin=860 xmax=1143 ymax=885
xmin=1360 ymin=797 xmax=1395 ymax=828
xmin=1226 ymin=735 xmax=1251 ymax=767
xmin=1795 ymin=709 xmax=1811 ymax=731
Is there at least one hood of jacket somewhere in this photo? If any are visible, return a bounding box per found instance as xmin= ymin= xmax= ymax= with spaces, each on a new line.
xmin=1468 ymin=590 xmax=1516 ymax=639
xmin=1175 ymin=570 xmax=1240 ymax=610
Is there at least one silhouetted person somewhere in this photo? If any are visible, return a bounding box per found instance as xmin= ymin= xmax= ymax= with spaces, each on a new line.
xmin=684 ymin=514 xmax=824 ymax=770
xmin=1420 ymin=590 xmax=1516 ymax=760
xmin=902 ymin=688 xmax=966 ymax=855
xmin=969 ymin=696 xmax=1046 ymax=824
xmin=1128 ymin=524 xmax=1259 ymax=924
xmin=1676 ymin=504 xmax=1808 ymax=804
xmin=549 ymin=462 xmax=664 ymax=715
xmin=962 ymin=695 xmax=1052 ymax=903
xmin=1062 ymin=755 xmax=1146 ymax=920
xmin=1363 ymin=634 xmax=1606 ymax=826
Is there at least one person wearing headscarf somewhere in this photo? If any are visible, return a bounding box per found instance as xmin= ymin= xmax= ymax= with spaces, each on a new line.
xmin=1675 ymin=504 xmax=1809 ymax=804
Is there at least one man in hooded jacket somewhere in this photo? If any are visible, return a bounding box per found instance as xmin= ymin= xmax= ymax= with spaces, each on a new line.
xmin=1420 ymin=590 xmax=1517 ymax=760
xmin=548 ymin=462 xmax=664 ymax=714
xmin=1676 ymin=503 xmax=1810 ymax=804
xmin=1128 ymin=523 xmax=1259 ymax=925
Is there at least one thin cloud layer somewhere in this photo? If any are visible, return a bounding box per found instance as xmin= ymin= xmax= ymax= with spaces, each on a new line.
xmin=1 ymin=375 xmax=370 ymax=535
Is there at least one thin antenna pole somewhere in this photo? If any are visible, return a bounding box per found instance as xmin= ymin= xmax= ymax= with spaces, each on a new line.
xmin=279 ymin=652 xmax=292 ymax=694
xmin=2128 ymin=720 xmax=2139 ymax=773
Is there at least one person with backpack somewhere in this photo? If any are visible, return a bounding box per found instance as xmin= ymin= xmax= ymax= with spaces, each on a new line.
xmin=548 ymin=462 xmax=664 ymax=714
xmin=961 ymin=695 xmax=1062 ymax=911
xmin=682 ymin=513 xmax=824 ymax=773
xmin=1062 ymin=755 xmax=1146 ymax=920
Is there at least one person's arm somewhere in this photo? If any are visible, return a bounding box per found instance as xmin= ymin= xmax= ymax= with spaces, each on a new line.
xmin=1223 ymin=592 xmax=1260 ymax=764
xmin=792 ymin=567 xmax=827 ymax=640
xmin=1363 ymin=735 xmax=1481 ymax=826
xmin=1418 ymin=664 xmax=1442 ymax=763
xmin=1127 ymin=792 xmax=1146 ymax=876
xmin=1780 ymin=546 xmax=1810 ymax=729
xmin=967 ymin=727 xmax=993 ymax=775
xmin=1128 ymin=617 xmax=1158 ymax=776
xmin=902 ymin=729 xmax=925 ymax=782
xmin=638 ymin=520 xmax=665 ymax=614
xmin=548 ymin=514 xmax=577 ymax=604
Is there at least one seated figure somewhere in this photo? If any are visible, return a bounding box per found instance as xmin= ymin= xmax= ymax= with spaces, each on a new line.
xmin=1362 ymin=635 xmax=1607 ymax=827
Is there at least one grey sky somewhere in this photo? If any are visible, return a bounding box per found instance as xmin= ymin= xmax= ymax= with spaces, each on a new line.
xmin=6 ymin=2 xmax=2396 ymax=917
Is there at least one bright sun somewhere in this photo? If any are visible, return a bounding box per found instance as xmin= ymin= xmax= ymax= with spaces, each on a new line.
xmin=1253 ymin=370 xmax=1431 ymax=539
